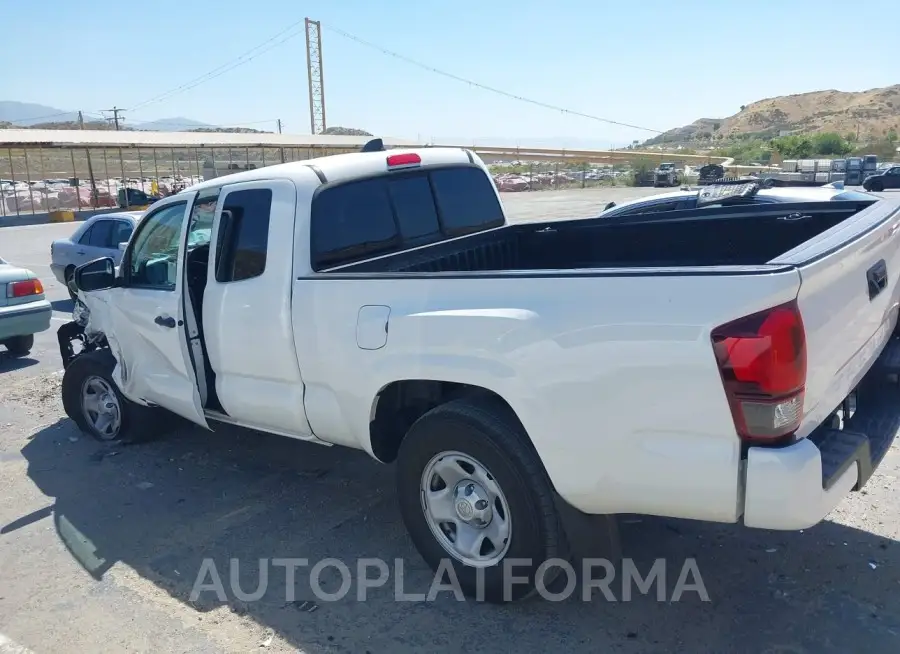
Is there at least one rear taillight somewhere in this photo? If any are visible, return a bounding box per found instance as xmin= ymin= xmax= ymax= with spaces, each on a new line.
xmin=711 ymin=300 xmax=806 ymax=444
xmin=7 ymin=279 xmax=44 ymax=298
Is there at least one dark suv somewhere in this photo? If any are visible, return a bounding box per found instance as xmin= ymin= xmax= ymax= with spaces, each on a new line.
xmin=863 ymin=166 xmax=900 ymax=192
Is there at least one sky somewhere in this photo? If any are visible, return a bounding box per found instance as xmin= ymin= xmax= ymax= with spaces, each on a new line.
xmin=2 ymin=0 xmax=897 ymax=147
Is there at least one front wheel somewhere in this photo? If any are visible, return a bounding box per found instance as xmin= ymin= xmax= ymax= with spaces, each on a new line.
xmin=869 ymin=180 xmax=884 ymax=192
xmin=61 ymin=349 xmax=161 ymax=443
xmin=396 ymin=397 xmax=566 ymax=603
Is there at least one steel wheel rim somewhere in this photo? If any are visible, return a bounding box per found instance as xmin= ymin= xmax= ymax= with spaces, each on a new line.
xmin=420 ymin=450 xmax=512 ymax=567
xmin=80 ymin=375 xmax=122 ymax=440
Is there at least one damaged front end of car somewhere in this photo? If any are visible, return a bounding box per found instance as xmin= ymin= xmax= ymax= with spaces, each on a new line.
xmin=57 ymin=297 xmax=108 ymax=369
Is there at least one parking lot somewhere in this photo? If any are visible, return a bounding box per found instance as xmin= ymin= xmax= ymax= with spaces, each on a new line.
xmin=1 ymin=187 xmax=900 ymax=653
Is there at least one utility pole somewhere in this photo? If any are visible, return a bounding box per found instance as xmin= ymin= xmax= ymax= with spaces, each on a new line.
xmin=78 ymin=111 xmax=99 ymax=209
xmin=101 ymin=106 xmax=125 ymax=130
xmin=277 ymin=118 xmax=283 ymax=134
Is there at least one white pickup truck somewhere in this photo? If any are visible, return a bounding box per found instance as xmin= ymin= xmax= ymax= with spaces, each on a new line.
xmin=61 ymin=144 xmax=900 ymax=602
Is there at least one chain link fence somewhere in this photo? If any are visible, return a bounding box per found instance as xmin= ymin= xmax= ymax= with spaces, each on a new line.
xmin=0 ymin=145 xmax=353 ymax=216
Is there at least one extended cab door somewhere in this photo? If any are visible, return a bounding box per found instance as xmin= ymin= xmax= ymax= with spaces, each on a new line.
xmin=202 ymin=179 xmax=315 ymax=439
xmin=104 ymin=195 xmax=209 ymax=428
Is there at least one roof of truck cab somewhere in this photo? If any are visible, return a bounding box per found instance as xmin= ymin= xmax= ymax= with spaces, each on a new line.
xmin=185 ymin=147 xmax=479 ymax=194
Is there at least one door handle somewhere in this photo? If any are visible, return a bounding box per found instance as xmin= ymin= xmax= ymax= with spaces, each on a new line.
xmin=154 ymin=315 xmax=177 ymax=328
xmin=76 ymin=250 xmax=86 ymax=255
xmin=867 ymin=259 xmax=888 ymax=300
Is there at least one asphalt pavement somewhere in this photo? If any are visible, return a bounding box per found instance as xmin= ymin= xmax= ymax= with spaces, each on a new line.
xmin=1 ymin=188 xmax=900 ymax=653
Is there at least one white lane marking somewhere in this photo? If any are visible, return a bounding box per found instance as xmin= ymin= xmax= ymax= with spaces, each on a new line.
xmin=0 ymin=633 xmax=35 ymax=654
xmin=51 ymin=316 xmax=70 ymax=322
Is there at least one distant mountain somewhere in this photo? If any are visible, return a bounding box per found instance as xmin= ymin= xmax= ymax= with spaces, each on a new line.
xmin=0 ymin=101 xmax=98 ymax=126
xmin=133 ymin=116 xmax=213 ymax=131
xmin=643 ymin=84 xmax=900 ymax=146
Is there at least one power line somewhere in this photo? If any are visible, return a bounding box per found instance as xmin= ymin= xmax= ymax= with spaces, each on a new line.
xmin=129 ymin=20 xmax=309 ymax=112
xmin=323 ymin=24 xmax=664 ymax=134
xmin=3 ymin=110 xmax=81 ymax=125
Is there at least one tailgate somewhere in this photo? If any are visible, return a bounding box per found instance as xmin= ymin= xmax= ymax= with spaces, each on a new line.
xmin=772 ymin=198 xmax=900 ymax=436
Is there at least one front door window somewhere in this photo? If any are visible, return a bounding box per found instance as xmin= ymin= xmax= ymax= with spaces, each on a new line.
xmin=127 ymin=202 xmax=187 ymax=290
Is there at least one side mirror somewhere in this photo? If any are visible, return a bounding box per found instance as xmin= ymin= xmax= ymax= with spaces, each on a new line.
xmin=74 ymin=257 xmax=117 ymax=293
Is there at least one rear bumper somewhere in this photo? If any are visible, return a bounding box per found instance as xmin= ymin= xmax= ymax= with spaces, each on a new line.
xmin=744 ymin=369 xmax=897 ymax=530
xmin=0 ymin=299 xmax=52 ymax=340
xmin=50 ymin=262 xmax=68 ymax=285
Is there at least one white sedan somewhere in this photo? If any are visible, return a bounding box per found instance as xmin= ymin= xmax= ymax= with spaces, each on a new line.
xmin=0 ymin=256 xmax=51 ymax=357
xmin=49 ymin=211 xmax=143 ymax=299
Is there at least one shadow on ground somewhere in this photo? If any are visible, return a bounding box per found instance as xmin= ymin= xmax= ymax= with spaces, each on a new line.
xmin=9 ymin=418 xmax=900 ymax=653
xmin=0 ymin=354 xmax=38 ymax=373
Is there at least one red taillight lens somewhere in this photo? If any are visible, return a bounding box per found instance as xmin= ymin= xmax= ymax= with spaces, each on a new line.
xmin=711 ymin=300 xmax=806 ymax=444
xmin=386 ymin=153 xmax=421 ymax=167
xmin=7 ymin=279 xmax=44 ymax=298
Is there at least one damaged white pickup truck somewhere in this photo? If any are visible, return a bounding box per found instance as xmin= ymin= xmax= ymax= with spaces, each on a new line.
xmin=59 ymin=143 xmax=900 ymax=601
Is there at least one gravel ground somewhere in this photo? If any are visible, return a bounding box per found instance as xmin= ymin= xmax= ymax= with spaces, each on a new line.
xmin=1 ymin=187 xmax=899 ymax=654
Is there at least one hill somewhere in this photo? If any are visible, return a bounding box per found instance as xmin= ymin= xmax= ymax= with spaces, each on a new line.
xmin=644 ymin=84 xmax=900 ymax=145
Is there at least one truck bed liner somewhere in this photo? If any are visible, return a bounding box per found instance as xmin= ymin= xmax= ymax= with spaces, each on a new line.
xmin=337 ymin=201 xmax=872 ymax=274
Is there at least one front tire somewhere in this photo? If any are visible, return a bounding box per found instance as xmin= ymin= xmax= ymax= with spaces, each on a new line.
xmin=869 ymin=180 xmax=884 ymax=192
xmin=61 ymin=349 xmax=159 ymax=443
xmin=396 ymin=397 xmax=566 ymax=603
xmin=3 ymin=334 xmax=34 ymax=357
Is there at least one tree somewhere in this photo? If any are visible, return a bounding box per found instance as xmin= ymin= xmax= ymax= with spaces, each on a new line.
xmin=887 ymin=128 xmax=898 ymax=145
xmin=770 ymin=135 xmax=814 ymax=158
xmin=811 ymin=132 xmax=852 ymax=156
xmin=740 ymin=105 xmax=746 ymax=111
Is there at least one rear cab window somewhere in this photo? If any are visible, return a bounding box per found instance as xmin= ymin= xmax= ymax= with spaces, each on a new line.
xmin=310 ymin=165 xmax=503 ymax=271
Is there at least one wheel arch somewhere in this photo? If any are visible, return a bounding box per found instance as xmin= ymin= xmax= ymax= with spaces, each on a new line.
xmin=368 ymin=379 xmax=541 ymax=468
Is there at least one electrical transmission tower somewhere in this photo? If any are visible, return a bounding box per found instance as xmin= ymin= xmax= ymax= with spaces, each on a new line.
xmin=305 ymin=18 xmax=326 ymax=135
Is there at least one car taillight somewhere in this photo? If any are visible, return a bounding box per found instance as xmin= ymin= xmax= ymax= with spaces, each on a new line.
xmin=711 ymin=300 xmax=806 ymax=444
xmin=7 ymin=279 xmax=44 ymax=298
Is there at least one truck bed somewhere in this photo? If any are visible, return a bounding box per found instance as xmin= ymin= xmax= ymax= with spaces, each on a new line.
xmin=337 ymin=200 xmax=875 ymax=273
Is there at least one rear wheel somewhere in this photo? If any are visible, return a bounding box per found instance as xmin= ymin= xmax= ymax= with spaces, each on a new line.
xmin=62 ymin=349 xmax=165 ymax=443
xmin=3 ymin=334 xmax=34 ymax=357
xmin=396 ymin=397 xmax=566 ymax=603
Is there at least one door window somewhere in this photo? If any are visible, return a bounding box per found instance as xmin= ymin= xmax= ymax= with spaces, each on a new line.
xmin=188 ymin=191 xmax=219 ymax=249
xmin=127 ymin=202 xmax=187 ymax=290
xmin=215 ymin=188 xmax=272 ymax=282
xmin=87 ymin=220 xmax=115 ymax=248
xmin=114 ymin=220 xmax=134 ymax=246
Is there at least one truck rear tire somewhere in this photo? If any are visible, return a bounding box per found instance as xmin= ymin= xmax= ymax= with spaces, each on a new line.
xmin=61 ymin=349 xmax=166 ymax=443
xmin=395 ymin=397 xmax=566 ymax=603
